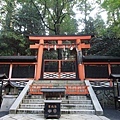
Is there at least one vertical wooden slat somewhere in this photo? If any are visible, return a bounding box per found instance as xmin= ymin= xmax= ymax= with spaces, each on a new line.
xmin=58 ymin=60 xmax=61 ymax=79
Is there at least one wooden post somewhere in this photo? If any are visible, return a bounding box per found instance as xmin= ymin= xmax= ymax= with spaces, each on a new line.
xmin=108 ymin=63 xmax=112 ymax=87
xmin=34 ymin=64 xmax=37 ymax=79
xmin=35 ymin=39 xmax=44 ymax=80
xmin=78 ymin=64 xmax=85 ymax=80
xmin=58 ymin=40 xmax=62 ymax=60
xmin=9 ymin=64 xmax=13 ymax=79
xmin=58 ymin=60 xmax=61 ymax=79
xmin=76 ymin=39 xmax=85 ymax=80
xmin=108 ymin=63 xmax=111 ymax=75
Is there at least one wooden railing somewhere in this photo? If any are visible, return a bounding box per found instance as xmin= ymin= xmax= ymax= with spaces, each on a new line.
xmin=29 ymin=84 xmax=89 ymax=95
xmin=10 ymin=80 xmax=34 ymax=114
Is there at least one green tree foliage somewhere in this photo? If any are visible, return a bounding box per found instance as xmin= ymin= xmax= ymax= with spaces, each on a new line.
xmin=0 ymin=31 xmax=28 ymax=55
xmin=88 ymin=36 xmax=120 ymax=57
xmin=60 ymin=15 xmax=78 ymax=35
xmin=0 ymin=0 xmax=31 ymax=55
xmin=76 ymin=0 xmax=96 ymax=34
xmin=79 ymin=16 xmax=106 ymax=36
xmin=0 ymin=0 xmax=78 ymax=56
xmin=13 ymin=2 xmax=45 ymax=35
xmin=101 ymin=0 xmax=120 ymax=38
xmin=83 ymin=0 xmax=120 ymax=57
xmin=30 ymin=0 xmax=78 ymax=35
xmin=0 ymin=0 xmax=120 ymax=57
xmin=0 ymin=0 xmax=15 ymax=31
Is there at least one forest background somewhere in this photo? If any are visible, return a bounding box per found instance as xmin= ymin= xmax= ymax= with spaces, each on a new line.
xmin=0 ymin=0 xmax=120 ymax=57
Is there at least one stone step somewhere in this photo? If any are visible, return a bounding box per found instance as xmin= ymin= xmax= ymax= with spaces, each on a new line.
xmin=25 ymin=95 xmax=43 ymax=99
xmin=67 ymin=95 xmax=89 ymax=100
xmin=25 ymin=95 xmax=89 ymax=100
xmin=20 ymin=103 xmax=93 ymax=110
xmin=20 ymin=104 xmax=44 ymax=109
xmin=17 ymin=108 xmax=95 ymax=114
xmin=22 ymin=99 xmax=92 ymax=104
xmin=61 ymin=109 xmax=95 ymax=114
xmin=33 ymin=80 xmax=84 ymax=84
xmin=22 ymin=99 xmax=44 ymax=104
xmin=17 ymin=108 xmax=43 ymax=114
xmin=62 ymin=100 xmax=92 ymax=104
xmin=61 ymin=104 xmax=93 ymax=110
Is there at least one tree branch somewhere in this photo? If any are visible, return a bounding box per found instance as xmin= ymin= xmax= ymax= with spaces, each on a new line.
xmin=31 ymin=0 xmax=55 ymax=31
xmin=44 ymin=0 xmax=56 ymax=23
xmin=56 ymin=0 xmax=69 ymax=24
xmin=59 ymin=13 xmax=69 ymax=24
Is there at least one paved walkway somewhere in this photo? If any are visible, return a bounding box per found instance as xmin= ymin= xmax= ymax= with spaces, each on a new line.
xmin=0 ymin=114 xmax=110 ymax=120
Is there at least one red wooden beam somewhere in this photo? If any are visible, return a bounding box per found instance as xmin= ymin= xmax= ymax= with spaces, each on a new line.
xmin=29 ymin=36 xmax=91 ymax=41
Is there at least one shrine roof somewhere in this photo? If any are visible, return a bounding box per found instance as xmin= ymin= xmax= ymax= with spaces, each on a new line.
xmin=0 ymin=55 xmax=119 ymax=62
xmin=0 ymin=74 xmax=8 ymax=79
xmin=109 ymin=74 xmax=120 ymax=79
xmin=83 ymin=55 xmax=120 ymax=62
xmin=3 ymin=81 xmax=25 ymax=88
xmin=3 ymin=81 xmax=19 ymax=88
xmin=0 ymin=56 xmax=37 ymax=62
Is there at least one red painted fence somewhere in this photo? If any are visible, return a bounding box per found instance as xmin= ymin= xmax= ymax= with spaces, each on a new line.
xmin=29 ymin=84 xmax=89 ymax=95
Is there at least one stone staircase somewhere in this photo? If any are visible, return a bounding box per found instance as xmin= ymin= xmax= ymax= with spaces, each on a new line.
xmin=15 ymin=80 xmax=95 ymax=114
xmin=17 ymin=94 xmax=95 ymax=114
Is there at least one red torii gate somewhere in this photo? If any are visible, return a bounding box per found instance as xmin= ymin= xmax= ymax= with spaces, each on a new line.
xmin=29 ymin=35 xmax=91 ymax=80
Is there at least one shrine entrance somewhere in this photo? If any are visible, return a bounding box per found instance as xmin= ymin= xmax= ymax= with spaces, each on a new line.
xmin=43 ymin=59 xmax=76 ymax=79
xmin=29 ymin=35 xmax=91 ymax=80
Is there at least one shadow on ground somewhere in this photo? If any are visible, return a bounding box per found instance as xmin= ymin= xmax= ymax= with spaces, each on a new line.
xmin=0 ymin=111 xmax=9 ymax=117
xmin=103 ymin=106 xmax=120 ymax=120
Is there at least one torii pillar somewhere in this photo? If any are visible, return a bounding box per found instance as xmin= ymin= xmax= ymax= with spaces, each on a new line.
xmin=36 ymin=39 xmax=44 ymax=80
xmin=76 ymin=39 xmax=85 ymax=80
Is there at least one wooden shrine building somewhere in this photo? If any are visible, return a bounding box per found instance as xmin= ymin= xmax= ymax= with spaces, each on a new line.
xmin=0 ymin=35 xmax=120 ymax=84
